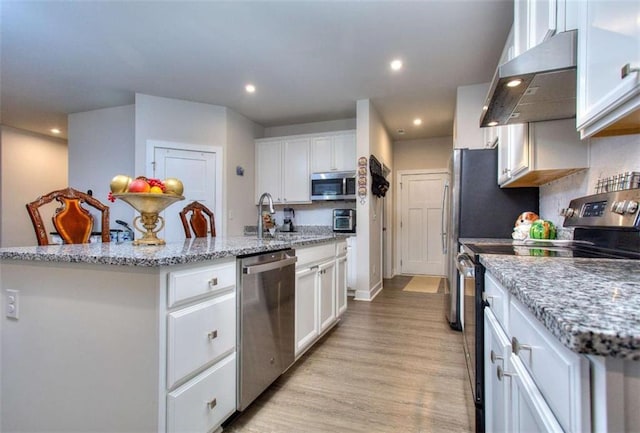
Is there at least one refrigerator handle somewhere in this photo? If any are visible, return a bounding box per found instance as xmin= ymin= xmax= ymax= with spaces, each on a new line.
xmin=441 ymin=180 xmax=449 ymax=254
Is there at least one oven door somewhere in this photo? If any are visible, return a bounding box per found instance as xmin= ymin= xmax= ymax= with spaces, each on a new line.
xmin=457 ymin=251 xmax=485 ymax=426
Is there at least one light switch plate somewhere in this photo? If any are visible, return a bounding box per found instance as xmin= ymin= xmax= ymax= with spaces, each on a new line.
xmin=5 ymin=289 xmax=19 ymax=319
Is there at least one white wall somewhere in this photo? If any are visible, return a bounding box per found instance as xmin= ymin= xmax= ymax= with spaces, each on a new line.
xmin=355 ymin=99 xmax=393 ymax=300
xmin=0 ymin=127 xmax=68 ymax=247
xmin=68 ymin=105 xmax=136 ymax=230
xmin=540 ymin=134 xmax=640 ymax=227
xmin=226 ymin=109 xmax=264 ymax=235
xmin=264 ymin=118 xmax=356 ymax=138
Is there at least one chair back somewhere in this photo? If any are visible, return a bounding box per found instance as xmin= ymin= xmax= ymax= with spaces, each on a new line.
xmin=179 ymin=201 xmax=216 ymax=238
xmin=26 ymin=187 xmax=110 ymax=246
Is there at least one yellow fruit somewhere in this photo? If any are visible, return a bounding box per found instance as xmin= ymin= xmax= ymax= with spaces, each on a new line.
xmin=163 ymin=178 xmax=184 ymax=195
xmin=109 ymin=175 xmax=132 ymax=194
xmin=149 ymin=186 xmax=163 ymax=194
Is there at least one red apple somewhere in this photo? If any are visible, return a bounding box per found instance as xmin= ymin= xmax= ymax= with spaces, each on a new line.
xmin=128 ymin=178 xmax=151 ymax=193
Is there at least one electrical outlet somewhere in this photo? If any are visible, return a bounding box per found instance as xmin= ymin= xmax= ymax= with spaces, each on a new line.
xmin=5 ymin=289 xmax=19 ymax=319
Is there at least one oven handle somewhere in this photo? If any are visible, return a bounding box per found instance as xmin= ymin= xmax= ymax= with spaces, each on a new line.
xmin=456 ymin=253 xmax=475 ymax=277
xmin=440 ymin=181 xmax=449 ymax=255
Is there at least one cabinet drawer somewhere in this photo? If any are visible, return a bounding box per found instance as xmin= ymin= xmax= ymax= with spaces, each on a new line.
xmin=296 ymin=243 xmax=335 ymax=268
xmin=168 ymin=261 xmax=236 ymax=308
xmin=167 ymin=353 xmax=236 ymax=433
xmin=484 ymin=272 xmax=508 ymax=330
xmin=167 ymin=292 xmax=236 ymax=388
xmin=509 ymin=298 xmax=589 ymax=432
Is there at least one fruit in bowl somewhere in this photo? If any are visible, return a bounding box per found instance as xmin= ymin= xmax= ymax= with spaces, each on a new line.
xmin=108 ymin=175 xmax=184 ymax=202
xmin=128 ymin=177 xmax=152 ymax=193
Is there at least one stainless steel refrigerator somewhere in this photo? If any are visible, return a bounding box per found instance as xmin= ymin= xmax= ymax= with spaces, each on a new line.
xmin=443 ymin=148 xmax=539 ymax=330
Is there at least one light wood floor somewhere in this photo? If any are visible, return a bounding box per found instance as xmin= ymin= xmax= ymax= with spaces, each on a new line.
xmin=225 ymin=275 xmax=475 ymax=433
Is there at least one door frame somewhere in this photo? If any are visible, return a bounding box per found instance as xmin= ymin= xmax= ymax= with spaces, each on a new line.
xmin=395 ymin=168 xmax=449 ymax=276
xmin=145 ymin=139 xmax=224 ymax=236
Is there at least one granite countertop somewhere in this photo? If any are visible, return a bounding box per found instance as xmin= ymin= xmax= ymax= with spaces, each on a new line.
xmin=0 ymin=234 xmax=339 ymax=267
xmin=480 ymin=253 xmax=640 ymax=360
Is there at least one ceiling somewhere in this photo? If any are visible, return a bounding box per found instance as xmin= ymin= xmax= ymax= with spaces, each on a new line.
xmin=1 ymin=1 xmax=513 ymax=141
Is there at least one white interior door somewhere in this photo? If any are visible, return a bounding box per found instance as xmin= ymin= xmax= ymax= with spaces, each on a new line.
xmin=400 ymin=172 xmax=447 ymax=275
xmin=153 ymin=146 xmax=218 ymax=242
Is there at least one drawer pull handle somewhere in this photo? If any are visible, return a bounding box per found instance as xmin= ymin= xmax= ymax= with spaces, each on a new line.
xmin=207 ymin=398 xmax=217 ymax=410
xmin=497 ymin=365 xmax=515 ymax=381
xmin=208 ymin=277 xmax=218 ymax=287
xmin=208 ymin=330 xmax=218 ymax=340
xmin=621 ymin=63 xmax=639 ymax=79
xmin=511 ymin=336 xmax=532 ymax=355
xmin=490 ymin=350 xmax=503 ymax=364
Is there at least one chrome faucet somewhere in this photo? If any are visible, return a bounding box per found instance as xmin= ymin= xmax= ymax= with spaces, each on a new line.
xmin=257 ymin=192 xmax=275 ymax=239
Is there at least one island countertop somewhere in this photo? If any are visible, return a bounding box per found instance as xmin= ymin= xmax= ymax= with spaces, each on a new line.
xmin=479 ymin=253 xmax=640 ymax=360
xmin=0 ymin=234 xmax=340 ymax=267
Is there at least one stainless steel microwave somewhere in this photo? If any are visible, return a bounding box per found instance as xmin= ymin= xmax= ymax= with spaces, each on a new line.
xmin=310 ymin=171 xmax=356 ymax=201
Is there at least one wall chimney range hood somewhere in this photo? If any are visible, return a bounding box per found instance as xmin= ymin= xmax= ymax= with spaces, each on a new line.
xmin=480 ymin=30 xmax=578 ymax=128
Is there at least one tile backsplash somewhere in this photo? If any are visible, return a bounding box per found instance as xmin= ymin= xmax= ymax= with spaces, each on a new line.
xmin=540 ymin=134 xmax=640 ymax=227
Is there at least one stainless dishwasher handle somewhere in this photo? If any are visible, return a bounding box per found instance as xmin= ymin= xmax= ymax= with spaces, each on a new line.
xmin=455 ymin=253 xmax=475 ymax=277
xmin=243 ymin=255 xmax=297 ymax=274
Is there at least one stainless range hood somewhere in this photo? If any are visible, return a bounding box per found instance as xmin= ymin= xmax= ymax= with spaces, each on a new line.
xmin=480 ymin=30 xmax=577 ymax=127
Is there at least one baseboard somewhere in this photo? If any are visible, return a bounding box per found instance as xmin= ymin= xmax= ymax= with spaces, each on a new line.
xmin=354 ymin=279 xmax=383 ymax=302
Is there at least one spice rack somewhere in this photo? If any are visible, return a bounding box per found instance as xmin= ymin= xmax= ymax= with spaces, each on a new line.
xmin=595 ymin=171 xmax=640 ymax=194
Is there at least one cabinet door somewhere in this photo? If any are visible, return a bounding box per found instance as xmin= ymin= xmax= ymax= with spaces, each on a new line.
xmin=508 ymin=123 xmax=529 ymax=179
xmin=497 ymin=127 xmax=511 ymax=185
xmin=310 ymin=136 xmax=334 ymax=173
xmin=484 ymin=309 xmax=512 ymax=433
xmin=576 ymin=1 xmax=640 ymax=137
xmin=513 ymin=0 xmax=529 ymax=56
xmin=283 ymin=137 xmax=310 ymax=203
xmin=318 ymin=260 xmax=336 ymax=333
xmin=295 ymin=267 xmax=318 ymax=356
xmin=256 ymin=140 xmax=282 ymax=203
xmin=528 ymin=0 xmax=556 ymax=48
xmin=336 ymin=255 xmax=347 ymax=317
xmin=510 ymin=355 xmax=564 ymax=433
xmin=333 ymin=132 xmax=356 ymax=171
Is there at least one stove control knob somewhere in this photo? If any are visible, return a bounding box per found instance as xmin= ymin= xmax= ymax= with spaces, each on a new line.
xmin=626 ymin=201 xmax=638 ymax=215
xmin=612 ymin=201 xmax=626 ymax=215
xmin=564 ymin=208 xmax=576 ymax=218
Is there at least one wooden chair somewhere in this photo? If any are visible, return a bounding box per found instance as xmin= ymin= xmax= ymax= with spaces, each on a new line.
xmin=26 ymin=187 xmax=110 ymax=246
xmin=179 ymin=201 xmax=216 ymax=238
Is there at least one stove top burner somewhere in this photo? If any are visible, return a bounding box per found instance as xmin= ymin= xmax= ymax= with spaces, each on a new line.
xmin=464 ymin=242 xmax=640 ymax=260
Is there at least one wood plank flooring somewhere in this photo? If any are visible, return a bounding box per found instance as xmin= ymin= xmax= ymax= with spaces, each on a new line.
xmin=225 ymin=276 xmax=475 ymax=433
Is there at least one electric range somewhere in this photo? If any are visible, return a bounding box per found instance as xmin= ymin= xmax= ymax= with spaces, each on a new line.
xmin=458 ymin=189 xmax=640 ymax=433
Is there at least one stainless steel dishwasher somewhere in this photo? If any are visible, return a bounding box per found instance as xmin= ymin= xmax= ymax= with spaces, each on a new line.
xmin=237 ymin=249 xmax=297 ymax=411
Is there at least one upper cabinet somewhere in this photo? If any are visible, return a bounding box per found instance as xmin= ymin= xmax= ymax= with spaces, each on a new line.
xmin=255 ymin=136 xmax=311 ymax=204
xmin=576 ymin=1 xmax=640 ymax=138
xmin=498 ymin=118 xmax=588 ymax=187
xmin=310 ymin=130 xmax=356 ymax=173
xmin=455 ymin=83 xmax=493 ymax=149
xmin=513 ymin=0 xmax=577 ymax=56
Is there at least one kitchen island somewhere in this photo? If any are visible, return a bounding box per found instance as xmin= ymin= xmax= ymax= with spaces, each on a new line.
xmin=471 ymin=244 xmax=640 ymax=433
xmin=0 ymin=234 xmax=342 ymax=433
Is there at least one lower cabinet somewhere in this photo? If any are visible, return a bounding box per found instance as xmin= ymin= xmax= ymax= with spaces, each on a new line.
xmin=294 ymin=241 xmax=347 ymax=357
xmin=484 ymin=272 xmax=590 ymax=433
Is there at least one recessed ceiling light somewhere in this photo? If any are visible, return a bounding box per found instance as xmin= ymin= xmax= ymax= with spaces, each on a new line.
xmin=397 ymin=128 xmax=405 ymax=135
xmin=50 ymin=128 xmax=61 ymax=134
xmin=390 ymin=59 xmax=403 ymax=71
xmin=487 ymin=121 xmax=499 ymax=127
xmin=506 ymin=79 xmax=523 ymax=88
xmin=413 ymin=118 xmax=422 ymax=126
xmin=245 ymin=84 xmax=256 ymax=93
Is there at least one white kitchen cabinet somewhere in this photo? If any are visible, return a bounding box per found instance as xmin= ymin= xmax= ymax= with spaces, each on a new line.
xmin=454 ymin=83 xmax=490 ymax=149
xmin=336 ymin=240 xmax=348 ymax=316
xmin=483 ymin=271 xmax=591 ymax=433
xmin=318 ymin=259 xmax=336 ymax=332
xmin=310 ymin=130 xmax=356 ymax=173
xmin=346 ymin=236 xmax=357 ymax=292
xmin=513 ymin=0 xmax=577 ymax=56
xmin=295 ymin=265 xmax=320 ymax=354
xmin=255 ymin=136 xmax=311 ymax=204
xmin=498 ymin=118 xmax=588 ymax=187
xmin=294 ymin=241 xmax=345 ymax=357
xmin=576 ymin=0 xmax=640 ymax=139
xmin=484 ymin=309 xmax=512 ymax=433
xmin=0 ymin=257 xmax=237 ymax=433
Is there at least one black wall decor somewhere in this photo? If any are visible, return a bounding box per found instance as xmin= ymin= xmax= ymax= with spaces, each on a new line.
xmin=369 ymin=155 xmax=389 ymax=198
